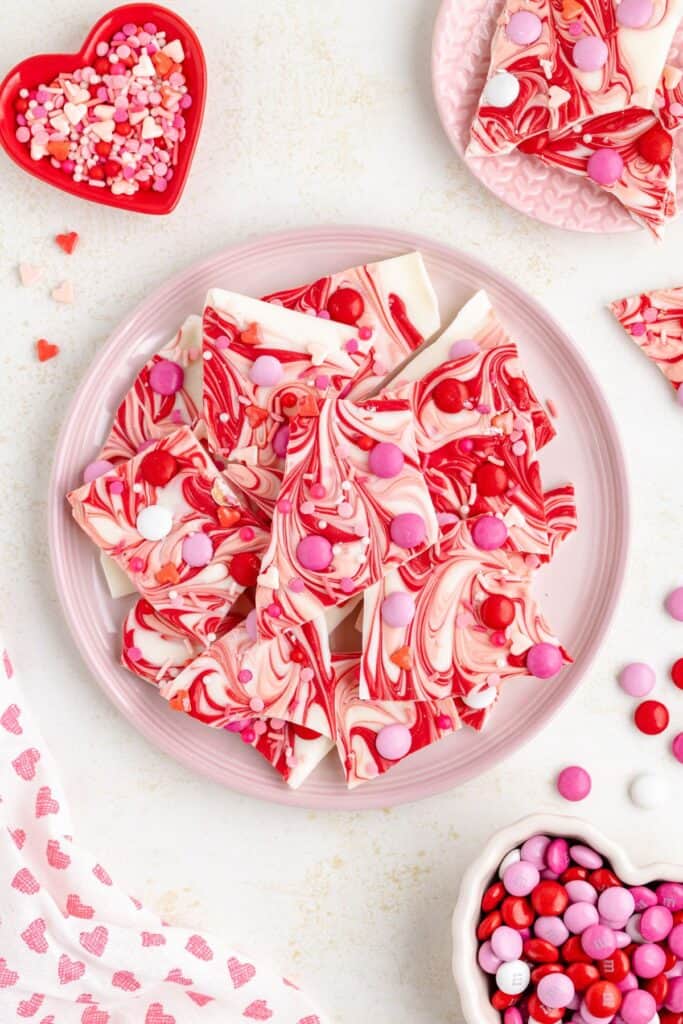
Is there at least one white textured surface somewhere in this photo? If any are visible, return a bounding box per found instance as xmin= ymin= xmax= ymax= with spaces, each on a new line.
xmin=1 ymin=2 xmax=683 ymax=1022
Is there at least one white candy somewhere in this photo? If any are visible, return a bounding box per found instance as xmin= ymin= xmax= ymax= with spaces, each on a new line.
xmin=136 ymin=505 xmax=173 ymax=541
xmin=463 ymin=686 xmax=497 ymax=710
xmin=163 ymin=39 xmax=185 ymax=63
xmin=629 ymin=773 xmax=670 ymax=809
xmin=498 ymin=848 xmax=521 ymax=879
xmin=625 ymin=913 xmax=646 ymax=944
xmin=141 ymin=116 xmax=164 ymax=140
xmin=483 ymin=70 xmax=521 ymax=108
xmin=495 ymin=959 xmax=530 ymax=996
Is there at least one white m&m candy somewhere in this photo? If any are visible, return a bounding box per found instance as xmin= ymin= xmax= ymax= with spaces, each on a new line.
xmin=483 ymin=71 xmax=520 ymax=108
xmin=629 ymin=772 xmax=671 ymax=809
xmin=496 ymin=958 xmax=530 ymax=995
xmin=136 ymin=504 xmax=173 ymax=541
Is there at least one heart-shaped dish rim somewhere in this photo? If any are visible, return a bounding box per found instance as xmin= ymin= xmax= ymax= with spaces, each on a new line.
xmin=0 ymin=3 xmax=207 ymax=215
xmin=452 ymin=812 xmax=683 ymax=1024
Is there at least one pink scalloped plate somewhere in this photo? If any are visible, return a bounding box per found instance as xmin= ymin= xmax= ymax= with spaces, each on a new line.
xmin=48 ymin=225 xmax=629 ymax=809
xmin=432 ymin=0 xmax=683 ymax=233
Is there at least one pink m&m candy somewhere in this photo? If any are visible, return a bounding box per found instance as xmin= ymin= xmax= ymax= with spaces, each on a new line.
xmin=83 ymin=459 xmax=114 ymax=483
xmin=671 ymin=923 xmax=683 ymax=957
xmin=521 ymin=835 xmax=551 ymax=869
xmin=449 ymin=338 xmax=479 ymax=360
xmin=149 ymin=359 xmax=184 ymax=395
xmin=666 ymin=587 xmax=683 ymax=621
xmin=581 ymin=923 xmax=617 ymax=960
xmin=390 ymin=512 xmax=426 ymax=549
xmin=587 ymin=148 xmax=625 ymax=186
xmin=616 ymin=0 xmax=653 ymax=27
xmin=535 ymin=915 xmax=569 ymax=946
xmin=666 ymin=976 xmax=683 ymax=1012
xmin=478 ymin=940 xmax=502 ymax=974
xmin=658 ymin=882 xmax=683 ymax=911
xmin=503 ymin=859 xmax=540 ymax=897
xmin=564 ymin=901 xmax=599 ymax=934
xmin=546 ymin=837 xmax=570 ymax=875
xmin=632 ymin=942 xmax=666 ymax=978
xmin=272 ymin=425 xmax=290 ymax=458
xmin=572 ymin=35 xmax=608 ymax=71
xmin=639 ymin=905 xmax=673 ymax=942
xmin=526 ymin=642 xmax=563 ymax=679
xmin=620 ymin=988 xmax=657 ymax=1024
xmin=597 ymin=886 xmax=635 ymax=927
xmin=296 ymin=534 xmax=333 ymax=571
xmin=375 ymin=723 xmax=412 ymax=761
xmin=181 ymin=532 xmax=213 ymax=568
xmin=249 ymin=355 xmax=284 ymax=387
xmin=368 ymin=441 xmax=405 ymax=479
xmin=380 ymin=592 xmax=416 ymax=628
xmin=537 ymin=971 xmax=575 ymax=1009
xmin=618 ymin=662 xmax=656 ymax=697
xmin=471 ymin=515 xmax=508 ymax=551
xmin=491 ymin=925 xmax=523 ymax=962
xmin=506 ymin=10 xmax=543 ymax=44
xmin=557 ymin=765 xmax=592 ymax=801
xmin=673 ymin=731 xmax=683 ymax=763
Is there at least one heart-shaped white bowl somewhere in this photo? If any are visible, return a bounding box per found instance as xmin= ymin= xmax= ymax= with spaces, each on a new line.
xmin=452 ymin=813 xmax=683 ymax=1024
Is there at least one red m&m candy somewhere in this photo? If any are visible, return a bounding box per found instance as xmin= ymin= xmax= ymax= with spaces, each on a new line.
xmin=671 ymin=658 xmax=683 ymax=689
xmin=140 ymin=449 xmax=178 ymax=486
xmin=480 ymin=594 xmax=516 ymax=630
xmin=523 ymin=938 xmax=560 ymax=964
xmin=583 ymin=979 xmax=622 ymax=1018
xmin=637 ymin=123 xmax=673 ymax=164
xmin=567 ymin=962 xmax=600 ymax=991
xmin=474 ymin=461 xmax=509 ymax=496
xmin=526 ymin=993 xmax=563 ymax=1023
xmin=433 ymin=378 xmax=469 ymax=413
xmin=531 ymin=881 xmax=569 ymax=917
xmin=502 ymin=896 xmax=535 ymax=930
xmin=482 ymin=881 xmax=506 ymax=912
xmin=228 ymin=552 xmax=261 ymax=587
xmin=326 ymin=287 xmax=364 ymax=325
xmin=634 ymin=699 xmax=670 ymax=735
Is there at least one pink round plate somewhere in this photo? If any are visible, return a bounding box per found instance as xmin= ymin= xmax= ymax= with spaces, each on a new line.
xmin=48 ymin=225 xmax=629 ymax=809
xmin=432 ymin=0 xmax=683 ymax=233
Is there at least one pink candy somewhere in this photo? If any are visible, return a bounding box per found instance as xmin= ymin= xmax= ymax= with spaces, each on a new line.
xmin=368 ymin=441 xmax=405 ymax=479
xmin=557 ymin=766 xmax=592 ymax=802
xmin=587 ymin=148 xmax=625 ymax=187
xmin=526 ymin=642 xmax=563 ymax=679
xmin=389 ymin=512 xmax=426 ymax=549
xmin=149 ymin=360 xmax=184 ymax=396
xmin=296 ymin=534 xmax=333 ymax=572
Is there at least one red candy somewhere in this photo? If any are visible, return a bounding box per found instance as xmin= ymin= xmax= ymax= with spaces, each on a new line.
xmin=477 ymin=910 xmax=503 ymax=942
xmin=480 ymin=595 xmax=516 ymax=630
xmin=474 ymin=461 xmax=509 ymax=497
xmin=671 ymin=658 xmax=683 ymax=690
xmin=140 ymin=450 xmax=178 ymax=487
xmin=637 ymin=123 xmax=673 ymax=164
xmin=561 ymin=867 xmax=589 ymax=883
xmin=645 ymin=973 xmax=669 ymax=1007
xmin=562 ymin=936 xmax=594 ymax=964
xmin=531 ymin=881 xmax=569 ymax=917
xmin=531 ymin=964 xmax=564 ymax=985
xmin=567 ymin=962 xmax=600 ymax=992
xmin=432 ymin=378 xmax=469 ymax=414
xmin=228 ymin=552 xmax=261 ymax=587
xmin=491 ymin=990 xmax=520 ymax=1011
xmin=523 ymin=938 xmax=560 ymax=964
xmin=634 ymin=699 xmax=670 ymax=735
xmin=599 ymin=948 xmax=630 ymax=983
xmin=589 ymin=868 xmax=623 ymax=892
xmin=502 ymin=896 xmax=535 ymax=930
xmin=326 ymin=287 xmax=364 ymax=325
xmin=583 ymin=980 xmax=622 ymax=1018
xmin=482 ymin=881 xmax=506 ymax=912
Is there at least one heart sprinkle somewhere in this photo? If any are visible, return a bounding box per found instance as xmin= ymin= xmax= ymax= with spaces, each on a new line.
xmin=36 ymin=339 xmax=59 ymax=362
xmin=13 ymin=22 xmax=192 ymax=197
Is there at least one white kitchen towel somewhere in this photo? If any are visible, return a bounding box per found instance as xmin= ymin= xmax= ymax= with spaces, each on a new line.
xmin=0 ymin=646 xmax=325 ymax=1024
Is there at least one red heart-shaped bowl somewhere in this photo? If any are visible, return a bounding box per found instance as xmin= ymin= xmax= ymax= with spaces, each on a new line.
xmin=0 ymin=4 xmax=207 ymax=215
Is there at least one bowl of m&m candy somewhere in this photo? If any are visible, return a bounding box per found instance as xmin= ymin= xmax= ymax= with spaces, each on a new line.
xmin=453 ymin=815 xmax=683 ymax=1024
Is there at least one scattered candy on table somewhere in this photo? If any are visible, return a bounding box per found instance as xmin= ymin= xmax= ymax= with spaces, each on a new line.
xmin=477 ymin=834 xmax=683 ymax=1022
xmin=36 ymin=338 xmax=59 ymax=362
xmin=556 ymin=766 xmax=592 ymax=803
xmin=51 ymin=280 xmax=74 ymax=304
xmin=666 ymin=588 xmax=683 ymax=622
xmin=18 ymin=262 xmax=43 ymax=286
xmin=55 ymin=231 xmax=79 ymax=254
xmin=13 ymin=22 xmax=191 ymax=198
xmin=619 ymin=663 xmax=656 ymax=698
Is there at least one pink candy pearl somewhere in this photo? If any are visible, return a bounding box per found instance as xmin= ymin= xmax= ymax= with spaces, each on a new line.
xmin=83 ymin=458 xmax=115 ymax=482
xmin=149 ymin=359 xmax=184 ymax=395
xmin=380 ymin=592 xmax=416 ymax=628
xmin=471 ymin=514 xmax=508 ymax=551
xmin=249 ymin=355 xmax=284 ymax=387
xmin=526 ymin=642 xmax=563 ymax=679
xmin=572 ymin=35 xmax=608 ymax=71
xmin=390 ymin=512 xmax=426 ymax=549
xmin=368 ymin=441 xmax=405 ymax=479
xmin=506 ymin=10 xmax=543 ymax=44
xmin=557 ymin=766 xmax=592 ymax=801
xmin=502 ymin=859 xmax=540 ymax=897
xmin=181 ymin=532 xmax=213 ymax=568
xmin=375 ymin=723 xmax=412 ymax=761
xmin=587 ymin=148 xmax=625 ymax=186
xmin=616 ymin=0 xmax=654 ymax=28
xmin=296 ymin=534 xmax=333 ymax=571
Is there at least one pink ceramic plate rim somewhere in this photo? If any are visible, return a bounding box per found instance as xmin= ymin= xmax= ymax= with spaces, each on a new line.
xmin=48 ymin=225 xmax=629 ymax=810
xmin=431 ymin=0 xmax=683 ymax=233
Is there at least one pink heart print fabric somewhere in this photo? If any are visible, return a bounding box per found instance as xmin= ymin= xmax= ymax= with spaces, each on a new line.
xmin=0 ymin=647 xmax=325 ymax=1023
